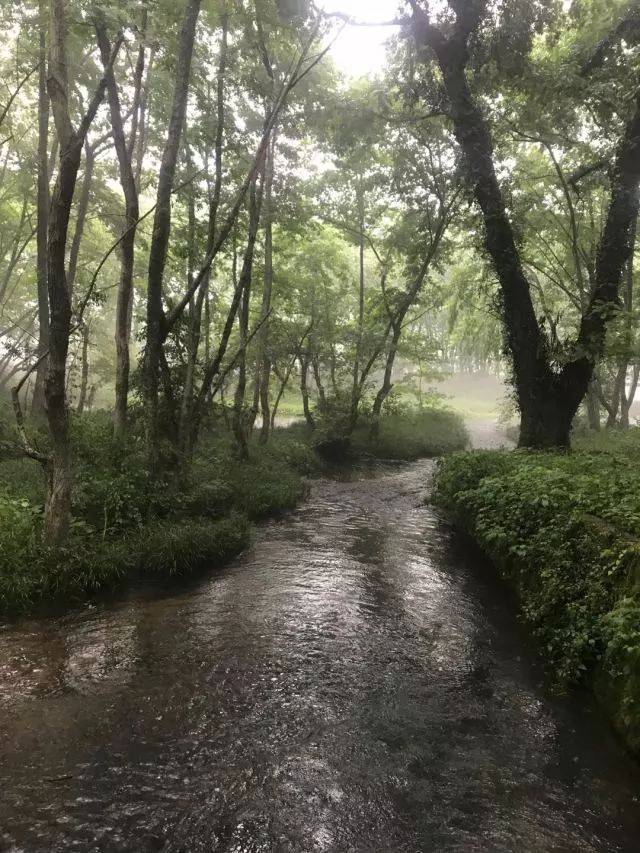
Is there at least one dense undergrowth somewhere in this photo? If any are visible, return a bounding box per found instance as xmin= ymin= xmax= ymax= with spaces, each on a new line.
xmin=0 ymin=403 xmax=467 ymax=615
xmin=434 ymin=428 xmax=640 ymax=754
xmin=352 ymin=408 xmax=470 ymax=460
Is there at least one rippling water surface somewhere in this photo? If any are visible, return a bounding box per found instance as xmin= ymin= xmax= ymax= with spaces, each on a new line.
xmin=1 ymin=459 xmax=639 ymax=852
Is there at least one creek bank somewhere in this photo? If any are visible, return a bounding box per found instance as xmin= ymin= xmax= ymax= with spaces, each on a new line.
xmin=434 ymin=431 xmax=640 ymax=756
xmin=0 ymin=407 xmax=467 ymax=617
xmin=2 ymin=454 xmax=640 ymax=851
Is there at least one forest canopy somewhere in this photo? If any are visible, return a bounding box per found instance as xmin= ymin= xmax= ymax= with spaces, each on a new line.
xmin=0 ymin=0 xmax=638 ymax=545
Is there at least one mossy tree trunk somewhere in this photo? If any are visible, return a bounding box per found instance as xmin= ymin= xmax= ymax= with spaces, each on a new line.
xmin=411 ymin=1 xmax=640 ymax=449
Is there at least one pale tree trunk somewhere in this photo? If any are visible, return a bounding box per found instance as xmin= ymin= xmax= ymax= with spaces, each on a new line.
xmin=369 ymin=208 xmax=450 ymax=438
xmin=370 ymin=323 xmax=401 ymax=438
xmin=618 ymin=214 xmax=638 ymax=428
xmin=127 ymin=5 xmax=147 ymax=163
xmin=95 ymin=13 xmax=141 ymax=441
xmin=192 ymin=177 xmax=263 ymax=453
xmin=299 ymin=351 xmax=315 ymax=430
xmin=32 ymin=0 xmax=50 ymax=415
xmin=621 ymin=364 xmax=639 ymax=427
xmin=586 ymin=379 xmax=601 ymax=430
xmin=271 ymin=324 xmax=313 ymax=428
xmin=329 ymin=344 xmax=338 ymax=395
xmin=311 ymin=355 xmax=327 ymax=412
xmin=134 ymin=43 xmax=155 ymax=190
xmin=76 ymin=323 xmax=89 ymax=414
xmin=606 ymin=368 xmax=624 ymax=427
xmin=177 ymin=142 xmax=201 ymax=463
xmin=258 ymin=131 xmax=276 ymax=444
xmin=66 ymin=141 xmax=94 ymax=298
xmin=178 ymin=10 xmax=227 ymax=456
xmin=308 ymin=281 xmax=326 ymax=413
xmin=349 ymin=177 xmax=365 ymax=432
xmin=232 ymin=280 xmax=251 ymax=461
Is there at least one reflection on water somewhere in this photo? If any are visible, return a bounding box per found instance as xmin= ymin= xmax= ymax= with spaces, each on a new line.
xmin=0 ymin=460 xmax=639 ymax=852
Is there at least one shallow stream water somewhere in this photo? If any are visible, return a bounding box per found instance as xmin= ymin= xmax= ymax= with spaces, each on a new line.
xmin=1 ymin=450 xmax=639 ymax=851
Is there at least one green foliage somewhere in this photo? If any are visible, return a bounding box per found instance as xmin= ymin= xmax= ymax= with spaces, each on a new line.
xmin=434 ymin=432 xmax=640 ymax=753
xmin=0 ymin=489 xmax=40 ymax=575
xmin=0 ymin=515 xmax=250 ymax=614
xmin=600 ymin=597 xmax=640 ymax=752
xmin=354 ymin=409 xmax=469 ymax=461
xmin=0 ymin=405 xmax=467 ymax=614
xmin=0 ymin=411 xmax=316 ymax=613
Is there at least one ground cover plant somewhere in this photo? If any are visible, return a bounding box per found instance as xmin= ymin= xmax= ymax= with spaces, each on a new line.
xmin=435 ymin=429 xmax=640 ymax=753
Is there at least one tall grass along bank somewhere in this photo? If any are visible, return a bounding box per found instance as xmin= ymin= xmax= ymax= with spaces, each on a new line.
xmin=0 ymin=406 xmax=467 ymax=616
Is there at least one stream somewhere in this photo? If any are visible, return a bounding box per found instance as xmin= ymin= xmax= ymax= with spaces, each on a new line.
xmin=1 ymin=444 xmax=639 ymax=851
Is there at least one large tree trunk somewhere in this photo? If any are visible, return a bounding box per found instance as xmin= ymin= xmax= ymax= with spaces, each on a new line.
xmin=32 ymin=0 xmax=50 ymax=416
xmin=95 ymin=14 xmax=141 ymax=441
xmin=43 ymin=0 xmax=79 ymax=543
xmin=143 ymin=0 xmax=201 ymax=472
xmin=42 ymin=0 xmax=117 ymax=543
xmin=413 ymin=7 xmax=640 ymax=448
xmin=518 ymin=402 xmax=576 ymax=449
xmin=43 ymin=1 xmax=83 ymax=542
xmin=435 ymin=53 xmax=561 ymax=444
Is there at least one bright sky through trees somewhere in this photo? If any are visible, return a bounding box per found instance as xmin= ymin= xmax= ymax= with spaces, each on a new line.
xmin=318 ymin=0 xmax=401 ymax=77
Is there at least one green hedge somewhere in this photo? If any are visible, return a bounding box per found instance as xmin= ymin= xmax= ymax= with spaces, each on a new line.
xmin=434 ymin=437 xmax=640 ymax=754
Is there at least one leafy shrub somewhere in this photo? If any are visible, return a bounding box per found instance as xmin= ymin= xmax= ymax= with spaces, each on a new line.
xmin=0 ymin=414 xmax=311 ymax=612
xmin=183 ymin=480 xmax=235 ymax=519
xmin=0 ymin=490 xmax=40 ymax=573
xmin=354 ymin=408 xmax=469 ymax=460
xmin=224 ymin=453 xmax=307 ymax=520
xmin=434 ymin=435 xmax=640 ymax=753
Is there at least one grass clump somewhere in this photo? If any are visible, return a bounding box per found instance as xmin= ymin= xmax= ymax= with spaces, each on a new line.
xmin=353 ymin=408 xmax=469 ymax=460
xmin=0 ymin=514 xmax=251 ymax=614
xmin=434 ymin=430 xmax=640 ymax=754
xmin=310 ymin=393 xmax=469 ymax=461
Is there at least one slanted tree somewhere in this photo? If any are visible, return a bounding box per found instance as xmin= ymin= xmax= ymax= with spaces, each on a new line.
xmin=409 ymin=0 xmax=640 ymax=447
